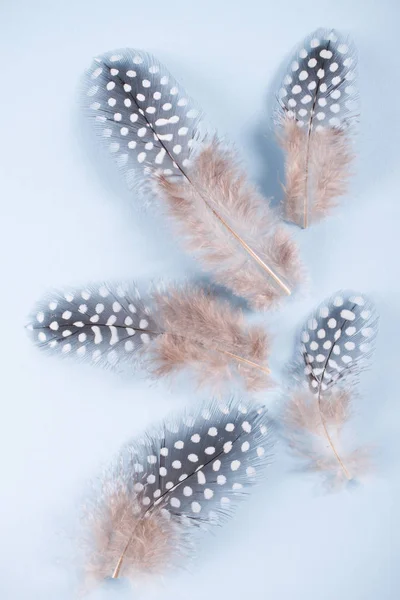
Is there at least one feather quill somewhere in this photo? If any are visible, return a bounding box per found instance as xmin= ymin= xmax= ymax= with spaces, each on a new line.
xmin=80 ymin=399 xmax=272 ymax=591
xmin=283 ymin=292 xmax=378 ymax=487
xmin=84 ymin=49 xmax=303 ymax=309
xmin=276 ymin=29 xmax=358 ymax=227
xmin=28 ymin=282 xmax=271 ymax=391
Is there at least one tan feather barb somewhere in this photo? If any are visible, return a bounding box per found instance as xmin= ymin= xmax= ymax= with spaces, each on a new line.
xmin=81 ymin=482 xmax=187 ymax=592
xmin=157 ymin=140 xmax=303 ymax=310
xmin=152 ymin=284 xmax=271 ymax=391
xmin=284 ymin=389 xmax=369 ymax=488
xmin=279 ymin=117 xmax=354 ymax=228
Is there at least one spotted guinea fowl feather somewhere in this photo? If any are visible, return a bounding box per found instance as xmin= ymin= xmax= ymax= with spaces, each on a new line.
xmin=81 ymin=399 xmax=272 ymax=590
xmin=84 ymin=49 xmax=303 ymax=309
xmin=284 ymin=291 xmax=378 ymax=487
xmin=276 ymin=28 xmax=358 ymax=228
xmin=28 ymin=282 xmax=271 ymax=392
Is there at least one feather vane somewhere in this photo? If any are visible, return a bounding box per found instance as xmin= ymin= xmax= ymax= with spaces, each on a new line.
xmin=28 ymin=282 xmax=271 ymax=391
xmin=284 ymin=291 xmax=378 ymax=487
xmin=81 ymin=399 xmax=272 ymax=589
xmin=85 ymin=49 xmax=302 ymax=308
xmin=276 ymin=28 xmax=358 ymax=227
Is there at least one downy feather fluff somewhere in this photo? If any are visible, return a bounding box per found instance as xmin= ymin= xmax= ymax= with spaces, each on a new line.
xmin=80 ymin=399 xmax=272 ymax=591
xmin=283 ymin=291 xmax=378 ymax=488
xmin=276 ymin=29 xmax=358 ymax=228
xmin=84 ymin=49 xmax=303 ymax=309
xmin=28 ymin=282 xmax=271 ymax=391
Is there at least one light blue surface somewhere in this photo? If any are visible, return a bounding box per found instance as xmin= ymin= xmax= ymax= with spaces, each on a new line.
xmin=0 ymin=0 xmax=398 ymax=598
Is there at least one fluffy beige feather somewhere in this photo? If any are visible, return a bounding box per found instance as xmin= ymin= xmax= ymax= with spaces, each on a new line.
xmin=279 ymin=116 xmax=354 ymax=228
xmin=153 ymin=284 xmax=271 ymax=391
xmin=284 ymin=389 xmax=370 ymax=489
xmin=157 ymin=140 xmax=303 ymax=310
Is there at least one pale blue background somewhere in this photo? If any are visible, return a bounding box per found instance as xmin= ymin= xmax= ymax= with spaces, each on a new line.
xmin=0 ymin=0 xmax=399 ymax=598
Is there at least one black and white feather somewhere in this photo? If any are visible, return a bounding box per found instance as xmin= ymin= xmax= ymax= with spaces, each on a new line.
xmin=116 ymin=399 xmax=272 ymax=519
xmin=82 ymin=49 xmax=303 ymax=310
xmin=82 ymin=399 xmax=273 ymax=586
xmin=27 ymin=281 xmax=272 ymax=392
xmin=283 ymin=291 xmax=379 ymax=487
xmin=85 ymin=49 xmax=204 ymax=198
xmin=296 ymin=292 xmax=378 ymax=394
xmin=27 ymin=282 xmax=160 ymax=369
xmin=277 ymin=28 xmax=358 ymax=131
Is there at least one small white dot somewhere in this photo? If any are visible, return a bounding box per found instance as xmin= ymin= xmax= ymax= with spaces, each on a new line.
xmin=320 ymin=49 xmax=333 ymax=59
xmin=188 ymin=454 xmax=198 ymax=462
xmin=147 ymin=455 xmax=157 ymax=464
xmin=217 ymin=475 xmax=226 ymax=485
xmin=242 ymin=421 xmax=251 ymax=433
xmin=292 ymin=84 xmax=302 ymax=94
xmin=108 ymin=98 xmax=116 ymax=107
xmin=183 ymin=486 xmax=193 ymax=496
xmin=223 ymin=441 xmax=232 ymax=453
xmin=299 ymin=70 xmax=309 ymax=81
xmin=106 ymin=81 xmax=115 ymax=91
xmin=120 ymin=127 xmax=129 ymax=136
xmin=170 ymin=497 xmax=180 ymax=508
xmin=172 ymin=460 xmax=181 ymax=469
xmin=137 ymin=152 xmax=146 ymax=163
xmin=197 ymin=471 xmax=206 ymax=485
xmin=62 ymin=343 xmax=72 ymax=354
xmin=136 ymin=93 xmax=145 ymax=101
xmin=204 ymin=489 xmax=214 ymax=500
xmin=231 ymin=460 xmax=241 ymax=471
xmin=159 ymin=467 xmax=167 ymax=476
xmin=341 ymin=309 xmax=355 ymax=321
xmin=213 ymin=460 xmax=221 ymax=472
xmin=241 ymin=441 xmax=250 ymax=452
xmin=308 ymin=58 xmax=317 ymax=68
xmin=191 ymin=502 xmax=201 ymax=513
xmin=204 ymin=446 xmax=215 ymax=455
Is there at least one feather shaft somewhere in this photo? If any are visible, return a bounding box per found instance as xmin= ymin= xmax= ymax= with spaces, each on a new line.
xmin=205 ymin=201 xmax=292 ymax=295
xmin=317 ymin=392 xmax=351 ymax=480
